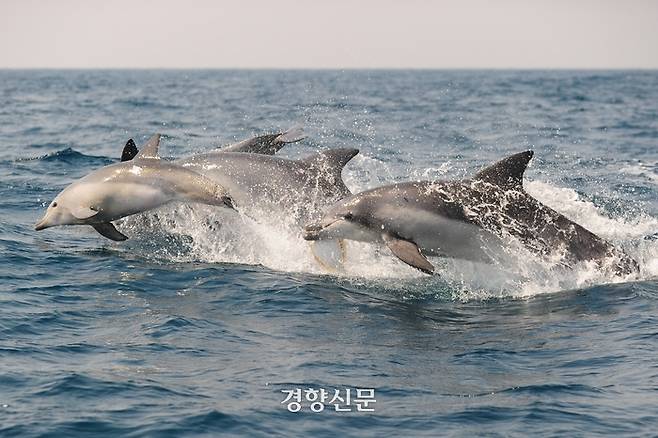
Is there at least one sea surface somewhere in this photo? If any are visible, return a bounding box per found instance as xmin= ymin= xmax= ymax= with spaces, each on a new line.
xmin=0 ymin=70 xmax=657 ymax=437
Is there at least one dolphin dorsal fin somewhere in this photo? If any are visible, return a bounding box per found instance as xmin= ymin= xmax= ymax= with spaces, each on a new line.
xmin=135 ymin=134 xmax=161 ymax=159
xmin=120 ymin=139 xmax=138 ymax=161
xmin=300 ymin=148 xmax=359 ymax=196
xmin=473 ymin=150 xmax=534 ymax=190
xmin=302 ymin=148 xmax=359 ymax=171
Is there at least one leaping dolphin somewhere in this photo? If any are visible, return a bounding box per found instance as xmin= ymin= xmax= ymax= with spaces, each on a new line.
xmin=176 ymin=148 xmax=358 ymax=225
xmin=35 ymin=134 xmax=234 ymax=241
xmin=119 ymin=126 xmax=306 ymax=162
xmin=219 ymin=126 xmax=305 ymax=155
xmin=120 ymin=127 xmax=357 ymax=225
xmin=303 ymin=151 xmax=639 ymax=276
xmin=124 ymin=131 xmax=357 ymax=268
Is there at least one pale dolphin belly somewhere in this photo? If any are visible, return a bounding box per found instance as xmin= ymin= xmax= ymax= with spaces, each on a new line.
xmin=380 ymin=206 xmax=506 ymax=263
xmin=89 ymin=182 xmax=171 ymax=222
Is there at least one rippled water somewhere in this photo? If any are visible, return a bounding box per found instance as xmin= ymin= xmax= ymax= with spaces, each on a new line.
xmin=1 ymin=70 xmax=657 ymax=436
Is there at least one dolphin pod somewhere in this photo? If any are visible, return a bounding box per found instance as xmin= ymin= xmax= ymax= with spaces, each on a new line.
xmin=35 ymin=129 xmax=639 ymax=277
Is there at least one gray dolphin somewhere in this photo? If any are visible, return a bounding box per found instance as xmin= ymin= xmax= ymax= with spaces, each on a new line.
xmin=303 ymin=151 xmax=639 ymax=276
xmin=119 ymin=127 xmax=357 ymax=224
xmin=219 ymin=126 xmax=305 ymax=155
xmin=176 ymin=147 xmax=358 ymax=224
xmin=35 ymin=134 xmax=234 ymax=241
xmin=119 ymin=126 xmax=305 ymax=162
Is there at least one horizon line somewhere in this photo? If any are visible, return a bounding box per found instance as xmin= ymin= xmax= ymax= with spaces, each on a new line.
xmin=1 ymin=67 xmax=657 ymax=71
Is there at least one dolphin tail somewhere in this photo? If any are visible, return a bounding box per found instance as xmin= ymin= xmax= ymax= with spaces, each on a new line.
xmin=274 ymin=126 xmax=305 ymax=145
xmin=221 ymin=126 xmax=306 ymax=155
xmin=300 ymin=148 xmax=359 ymax=196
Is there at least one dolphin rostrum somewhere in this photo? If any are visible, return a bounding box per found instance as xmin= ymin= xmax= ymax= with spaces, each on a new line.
xmin=35 ymin=134 xmax=234 ymax=241
xmin=303 ymin=151 xmax=639 ymax=276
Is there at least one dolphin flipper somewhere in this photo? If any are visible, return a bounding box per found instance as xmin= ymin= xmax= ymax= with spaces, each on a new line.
xmin=221 ymin=126 xmax=306 ymax=155
xmin=92 ymin=223 xmax=128 ymax=241
xmin=383 ymin=234 xmax=434 ymax=274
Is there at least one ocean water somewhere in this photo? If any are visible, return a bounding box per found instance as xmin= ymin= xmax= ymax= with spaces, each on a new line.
xmin=0 ymin=70 xmax=657 ymax=436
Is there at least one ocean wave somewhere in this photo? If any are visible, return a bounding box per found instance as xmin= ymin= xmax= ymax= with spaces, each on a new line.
xmin=16 ymin=148 xmax=113 ymax=165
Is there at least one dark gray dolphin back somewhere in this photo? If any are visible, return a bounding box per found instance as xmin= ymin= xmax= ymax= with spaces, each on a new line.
xmin=465 ymin=151 xmax=638 ymax=275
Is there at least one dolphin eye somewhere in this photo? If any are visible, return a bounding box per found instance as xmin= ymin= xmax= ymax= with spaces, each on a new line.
xmin=51 ymin=202 xmax=58 ymax=208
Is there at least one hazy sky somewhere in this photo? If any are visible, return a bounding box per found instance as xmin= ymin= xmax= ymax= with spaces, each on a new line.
xmin=1 ymin=0 xmax=657 ymax=69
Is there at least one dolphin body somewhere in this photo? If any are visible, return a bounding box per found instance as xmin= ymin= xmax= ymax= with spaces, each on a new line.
xmin=303 ymin=151 xmax=639 ymax=276
xmin=120 ymin=126 xmax=358 ymax=225
xmin=175 ymin=147 xmax=358 ymax=224
xmin=35 ymin=135 xmax=234 ymax=241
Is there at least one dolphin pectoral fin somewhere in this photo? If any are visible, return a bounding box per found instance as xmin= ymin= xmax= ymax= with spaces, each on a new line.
xmin=383 ymin=234 xmax=434 ymax=275
xmin=121 ymin=139 xmax=138 ymax=161
xmin=92 ymin=223 xmax=128 ymax=241
xmin=71 ymin=206 xmax=99 ymax=220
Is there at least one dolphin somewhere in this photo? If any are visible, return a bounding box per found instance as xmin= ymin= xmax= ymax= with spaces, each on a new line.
xmin=35 ymin=134 xmax=234 ymax=241
xmin=125 ymin=131 xmax=357 ymax=268
xmin=303 ymin=151 xmax=640 ymax=276
xmin=175 ymin=147 xmax=359 ymax=224
xmin=118 ymin=126 xmax=306 ymax=162
xmin=219 ymin=126 xmax=305 ymax=155
xmin=120 ymin=128 xmax=357 ymax=224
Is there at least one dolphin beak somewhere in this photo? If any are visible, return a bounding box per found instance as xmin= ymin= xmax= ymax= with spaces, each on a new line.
xmin=35 ymin=210 xmax=56 ymax=231
xmin=34 ymin=217 xmax=49 ymax=231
